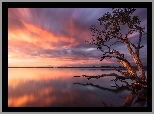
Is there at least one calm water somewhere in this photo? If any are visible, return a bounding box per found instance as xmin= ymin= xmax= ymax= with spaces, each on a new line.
xmin=8 ymin=68 xmax=147 ymax=107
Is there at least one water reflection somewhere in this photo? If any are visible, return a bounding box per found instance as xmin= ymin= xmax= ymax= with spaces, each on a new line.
xmin=8 ymin=68 xmax=147 ymax=107
xmin=74 ymin=82 xmax=147 ymax=107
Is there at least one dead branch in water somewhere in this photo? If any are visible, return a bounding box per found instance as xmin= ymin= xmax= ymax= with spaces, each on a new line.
xmin=74 ymin=72 xmax=147 ymax=99
xmin=73 ymin=82 xmax=130 ymax=93
xmin=81 ymin=73 xmax=147 ymax=88
xmin=82 ymin=73 xmax=130 ymax=80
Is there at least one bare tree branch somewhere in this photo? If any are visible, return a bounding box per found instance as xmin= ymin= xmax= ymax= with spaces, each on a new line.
xmin=88 ymin=8 xmax=147 ymax=88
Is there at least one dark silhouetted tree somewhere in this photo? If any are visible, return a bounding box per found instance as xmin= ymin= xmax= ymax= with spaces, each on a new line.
xmin=87 ymin=8 xmax=147 ymax=87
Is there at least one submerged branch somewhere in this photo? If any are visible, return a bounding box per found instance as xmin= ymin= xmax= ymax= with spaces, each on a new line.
xmin=73 ymin=82 xmax=130 ymax=93
xmin=75 ymin=72 xmax=147 ymax=92
xmin=74 ymin=81 xmax=146 ymax=100
xmin=82 ymin=73 xmax=130 ymax=80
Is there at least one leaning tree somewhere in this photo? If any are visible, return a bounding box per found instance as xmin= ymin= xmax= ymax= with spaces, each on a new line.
xmin=86 ymin=8 xmax=147 ymax=90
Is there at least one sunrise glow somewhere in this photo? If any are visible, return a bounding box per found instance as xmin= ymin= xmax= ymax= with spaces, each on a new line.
xmin=8 ymin=8 xmax=147 ymax=67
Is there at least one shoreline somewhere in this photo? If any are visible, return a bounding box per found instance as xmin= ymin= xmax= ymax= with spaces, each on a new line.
xmin=8 ymin=67 xmax=147 ymax=71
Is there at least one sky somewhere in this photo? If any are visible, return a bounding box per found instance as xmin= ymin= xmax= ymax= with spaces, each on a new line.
xmin=8 ymin=8 xmax=147 ymax=67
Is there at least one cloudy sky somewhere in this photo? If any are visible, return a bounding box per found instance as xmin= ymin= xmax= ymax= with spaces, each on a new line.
xmin=8 ymin=8 xmax=147 ymax=67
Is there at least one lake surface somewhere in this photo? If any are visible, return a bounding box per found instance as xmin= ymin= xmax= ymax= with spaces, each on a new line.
xmin=8 ymin=68 xmax=147 ymax=107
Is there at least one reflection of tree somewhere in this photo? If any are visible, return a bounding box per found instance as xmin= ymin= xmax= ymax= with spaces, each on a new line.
xmin=73 ymin=82 xmax=129 ymax=94
xmin=81 ymin=74 xmax=147 ymax=99
xmin=120 ymin=92 xmax=147 ymax=107
xmin=74 ymin=74 xmax=147 ymax=107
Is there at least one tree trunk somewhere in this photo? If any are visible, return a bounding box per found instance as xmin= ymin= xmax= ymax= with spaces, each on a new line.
xmin=126 ymin=43 xmax=146 ymax=80
xmin=118 ymin=59 xmax=137 ymax=77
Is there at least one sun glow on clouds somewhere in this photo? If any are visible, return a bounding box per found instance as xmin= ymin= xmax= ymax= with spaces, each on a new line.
xmin=8 ymin=23 xmax=85 ymax=66
xmin=8 ymin=19 xmax=80 ymax=66
xmin=8 ymin=9 xmax=91 ymax=67
xmin=8 ymin=8 xmax=147 ymax=67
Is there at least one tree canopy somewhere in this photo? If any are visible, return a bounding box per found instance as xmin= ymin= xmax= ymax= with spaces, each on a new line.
xmin=87 ymin=8 xmax=147 ymax=84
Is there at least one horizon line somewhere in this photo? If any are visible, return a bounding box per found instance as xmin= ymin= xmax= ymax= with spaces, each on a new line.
xmin=8 ymin=66 xmax=147 ymax=67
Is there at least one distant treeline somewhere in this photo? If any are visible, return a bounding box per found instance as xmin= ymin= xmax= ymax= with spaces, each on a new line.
xmin=8 ymin=66 xmax=147 ymax=70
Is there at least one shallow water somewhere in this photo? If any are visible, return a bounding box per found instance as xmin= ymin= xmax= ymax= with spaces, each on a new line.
xmin=8 ymin=68 xmax=147 ymax=107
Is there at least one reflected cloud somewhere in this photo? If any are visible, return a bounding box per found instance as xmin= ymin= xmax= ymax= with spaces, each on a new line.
xmin=8 ymin=68 xmax=147 ymax=107
xmin=8 ymin=68 xmax=125 ymax=107
xmin=8 ymin=68 xmax=111 ymax=87
xmin=9 ymin=94 xmax=35 ymax=107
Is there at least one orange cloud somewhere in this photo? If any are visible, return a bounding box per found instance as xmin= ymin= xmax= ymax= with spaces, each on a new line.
xmin=8 ymin=22 xmax=55 ymax=50
xmin=9 ymin=20 xmax=79 ymax=48
xmin=63 ymin=18 xmax=91 ymax=40
xmin=8 ymin=19 xmax=84 ymax=66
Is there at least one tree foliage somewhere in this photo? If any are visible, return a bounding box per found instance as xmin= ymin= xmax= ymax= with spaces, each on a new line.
xmin=87 ymin=8 xmax=147 ymax=86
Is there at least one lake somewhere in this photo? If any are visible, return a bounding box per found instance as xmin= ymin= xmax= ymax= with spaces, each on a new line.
xmin=8 ymin=68 xmax=147 ymax=107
